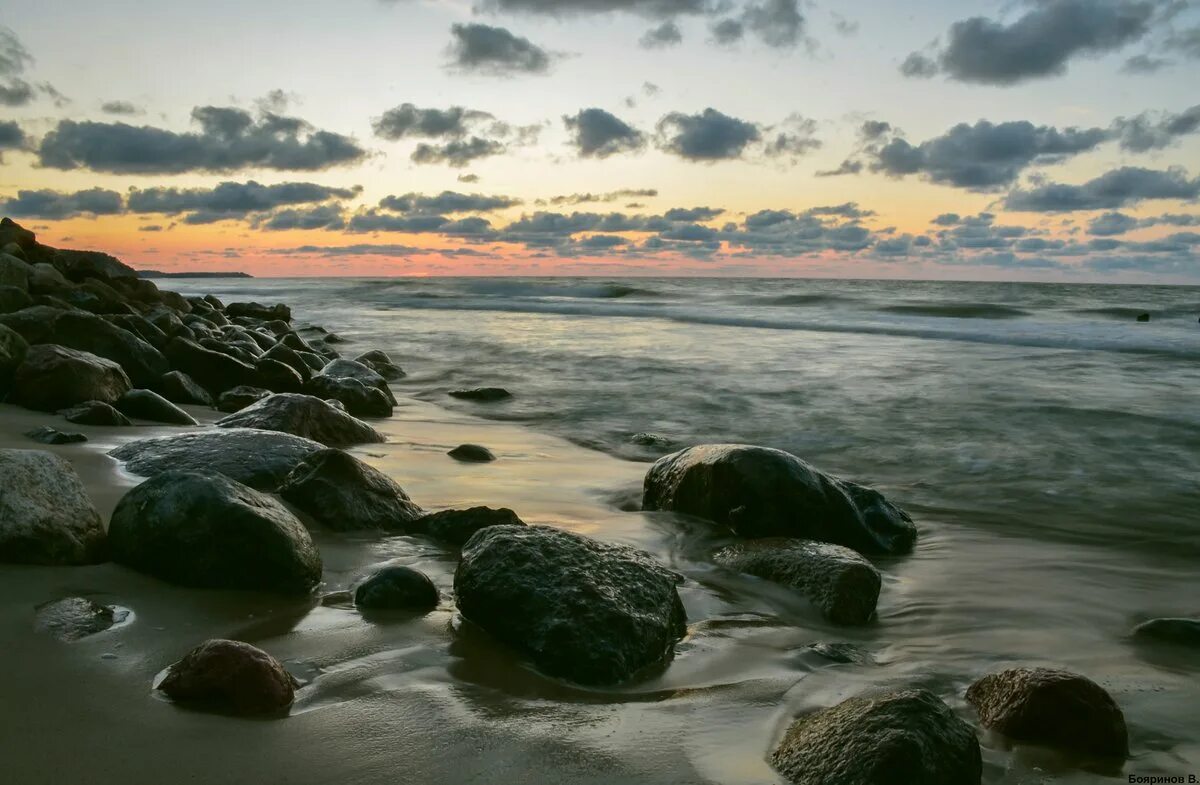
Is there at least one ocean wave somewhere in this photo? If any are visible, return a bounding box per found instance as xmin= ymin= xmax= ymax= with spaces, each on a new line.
xmin=879 ymin=303 xmax=1030 ymax=319
xmin=741 ymin=293 xmax=853 ymax=307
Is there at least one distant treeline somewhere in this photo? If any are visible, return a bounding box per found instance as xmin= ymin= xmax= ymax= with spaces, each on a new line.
xmin=137 ymin=270 xmax=253 ymax=279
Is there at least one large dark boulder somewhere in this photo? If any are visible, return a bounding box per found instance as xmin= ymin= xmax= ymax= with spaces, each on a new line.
xmin=354 ymin=565 xmax=439 ymax=612
xmin=158 ymin=639 xmax=298 ymax=716
xmin=216 ymin=385 xmax=271 ymax=413
xmin=54 ymin=247 xmax=137 ymax=282
xmin=164 ymin=336 xmax=259 ymax=394
xmin=0 ymin=284 xmax=32 ymax=314
xmin=58 ymin=278 xmax=130 ymax=315
xmin=772 ymin=690 xmax=981 ymax=785
xmin=226 ymin=302 xmax=291 ymax=322
xmin=305 ymin=374 xmax=392 ymax=418
xmin=713 ymin=538 xmax=881 ymax=625
xmin=62 ymin=400 xmax=133 ymax=426
xmin=0 ymin=252 xmax=32 ymax=289
xmin=215 ymin=393 xmax=383 ymax=446
xmin=154 ymin=370 xmax=213 ymax=407
xmin=1133 ymin=617 xmax=1200 ymax=647
xmin=278 ymin=448 xmax=422 ymax=531
xmin=109 ymin=428 xmax=324 ymax=491
xmin=262 ymin=343 xmax=312 ymax=382
xmin=966 ymin=667 xmax=1128 ymax=760
xmin=108 ymin=470 xmax=322 ymax=593
xmin=105 ymin=313 xmax=169 ymax=350
xmin=454 ymin=525 xmax=687 ymax=686
xmin=410 ymin=506 xmax=525 ymax=548
xmin=0 ymin=449 xmax=106 ymax=565
xmin=35 ymin=597 xmax=127 ymax=642
xmin=317 ymin=358 xmax=396 ymax=405
xmin=117 ymin=389 xmax=199 ymax=425
xmin=354 ymin=349 xmax=405 ymax=380
xmin=0 ymin=322 xmax=29 ymax=391
xmin=11 ymin=344 xmax=132 ymax=411
xmin=643 ymin=445 xmax=916 ymax=556
xmin=199 ymin=336 xmax=257 ymax=364
xmin=0 ymin=306 xmax=168 ymax=386
xmin=253 ymin=357 xmax=305 ymax=393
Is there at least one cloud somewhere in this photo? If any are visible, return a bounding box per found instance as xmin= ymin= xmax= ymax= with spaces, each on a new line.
xmin=101 ymin=100 xmax=142 ymax=115
xmin=564 ymin=108 xmax=647 ymax=157
xmin=663 ymin=206 xmax=724 ymax=220
xmin=1088 ymin=211 xmax=1140 ymax=235
xmin=378 ymin=191 xmax=522 ymax=213
xmin=640 ymin=21 xmax=683 ymax=48
xmin=656 ymin=108 xmax=761 ymax=161
xmin=38 ymin=107 xmax=366 ymax=174
xmin=0 ymin=26 xmax=35 ymax=107
xmin=411 ymin=137 xmax=506 ymax=167
xmin=831 ymin=13 xmax=859 ymax=36
xmin=899 ymin=52 xmax=938 ymax=78
xmin=740 ymin=0 xmax=805 ymax=48
xmin=448 ymin=23 xmax=552 ymax=75
xmin=254 ymin=204 xmax=347 ymax=231
xmin=869 ymin=119 xmax=1109 ymax=190
xmin=815 ymin=159 xmax=863 ymax=177
xmin=1165 ymin=24 xmax=1200 ymax=57
xmin=1112 ymin=104 xmax=1200 ymax=151
xmin=905 ymin=0 xmax=1159 ymax=85
xmin=1121 ymin=53 xmax=1172 ymax=72
xmin=546 ymin=189 xmax=658 ymax=205
xmin=126 ymin=180 xmax=359 ymax=219
xmin=458 ymin=173 xmax=481 ymax=183
xmin=0 ymin=120 xmax=25 ymax=159
xmin=372 ymin=103 xmax=495 ymax=140
xmin=478 ymin=0 xmax=709 ymax=16
xmin=711 ymin=19 xmax=745 ymax=44
xmin=1004 ymin=166 xmax=1200 ymax=211
xmin=764 ymin=115 xmax=821 ymax=158
xmin=1 ymin=188 xmax=124 ymax=219
xmin=267 ymin=243 xmax=488 ymax=258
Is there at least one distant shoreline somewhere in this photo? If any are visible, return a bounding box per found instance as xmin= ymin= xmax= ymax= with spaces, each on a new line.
xmin=136 ymin=270 xmax=253 ymax=279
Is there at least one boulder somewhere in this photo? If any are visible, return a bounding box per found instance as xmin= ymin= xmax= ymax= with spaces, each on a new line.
xmin=217 ymin=385 xmax=271 ymax=413
xmin=305 ymin=374 xmax=392 ymax=418
xmin=157 ymin=639 xmax=298 ymax=716
xmin=713 ymin=539 xmax=881 ymax=625
xmin=116 ymin=389 xmax=199 ymax=425
xmin=317 ymin=358 xmax=396 ymax=405
xmin=965 ymin=667 xmax=1128 ymax=760
xmin=772 ymin=690 xmax=982 ymax=785
xmin=279 ymin=448 xmax=422 ymax=531
xmin=1132 ymin=617 xmax=1200 ymax=646
xmin=449 ymin=387 xmax=512 ymax=401
xmin=164 ymin=337 xmax=259 ymax=395
xmin=35 ymin=597 xmax=126 ymax=642
xmin=0 ymin=306 xmax=168 ymax=386
xmin=108 ymin=470 xmax=322 ymax=593
xmin=262 ymin=343 xmax=312 ymax=382
xmin=643 ymin=445 xmax=917 ymax=556
xmin=448 ymin=443 xmax=496 ymax=462
xmin=226 ymin=302 xmax=291 ymax=322
xmin=215 ymin=393 xmax=384 ymax=446
xmin=59 ymin=278 xmax=130 ymax=314
xmin=109 ymin=428 xmax=324 ymax=491
xmin=353 ymin=349 xmax=405 ymax=380
xmin=410 ymin=506 xmax=526 ymax=548
xmin=0 ymin=284 xmax=33 ymax=314
xmin=1136 ymin=312 xmax=1150 ymax=322
xmin=0 ymin=252 xmax=32 ymax=290
xmin=253 ymin=357 xmax=305 ymax=393
xmin=281 ymin=332 xmax=318 ymax=354
xmin=61 ymin=400 xmax=133 ymax=426
xmin=10 ymin=344 xmax=132 ymax=411
xmin=25 ymin=426 xmax=87 ymax=445
xmin=0 ymin=449 xmax=106 ymax=564
xmin=0 ymin=322 xmax=29 ymax=390
xmin=105 ymin=313 xmax=169 ymax=350
xmin=28 ymin=263 xmax=69 ymax=294
xmin=199 ymin=336 xmax=258 ymax=364
xmin=354 ymin=566 xmax=439 ymax=612
xmin=155 ymin=370 xmax=214 ymax=407
xmin=454 ymin=525 xmax=687 ymax=686
xmin=54 ymin=248 xmax=137 ymax=282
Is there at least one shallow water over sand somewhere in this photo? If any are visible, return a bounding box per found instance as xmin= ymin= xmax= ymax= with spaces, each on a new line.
xmin=2 ymin=277 xmax=1199 ymax=784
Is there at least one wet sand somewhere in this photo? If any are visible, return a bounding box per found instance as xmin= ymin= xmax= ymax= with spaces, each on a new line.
xmin=1 ymin=398 xmax=1198 ymax=784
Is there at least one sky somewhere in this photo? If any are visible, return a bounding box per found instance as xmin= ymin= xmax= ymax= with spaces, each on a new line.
xmin=1 ymin=0 xmax=1199 ymax=281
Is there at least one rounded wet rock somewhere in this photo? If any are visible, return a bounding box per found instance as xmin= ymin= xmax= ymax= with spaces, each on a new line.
xmin=965 ymin=667 xmax=1128 ymax=761
xmin=157 ymin=639 xmax=298 ymax=716
xmin=355 ymin=565 xmax=439 ymax=612
xmin=61 ymin=400 xmax=133 ymax=426
xmin=216 ymin=385 xmax=271 ymax=413
xmin=11 ymin=344 xmax=132 ymax=412
xmin=25 ymin=425 xmax=87 ymax=445
xmin=772 ymin=689 xmax=982 ymax=785
xmin=154 ymin=370 xmax=214 ymax=407
xmin=448 ymin=386 xmax=512 ymax=402
xmin=448 ymin=443 xmax=495 ymax=462
xmin=279 ymin=448 xmax=423 ymax=531
xmin=116 ymin=389 xmax=199 ymax=425
xmin=305 ymin=375 xmax=392 ymax=418
xmin=353 ymin=349 xmax=405 ymax=380
xmin=0 ymin=449 xmax=106 ymax=565
xmin=410 ymin=506 xmax=526 ymax=548
xmin=1133 ymin=617 xmax=1200 ymax=647
xmin=317 ymin=358 xmax=396 ymax=404
xmin=35 ymin=597 xmax=128 ymax=642
xmin=216 ymin=393 xmax=384 ymax=447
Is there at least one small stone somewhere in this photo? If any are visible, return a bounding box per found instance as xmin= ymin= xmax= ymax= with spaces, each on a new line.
xmin=25 ymin=426 xmax=87 ymax=445
xmin=448 ymin=387 xmax=512 ymax=402
xmin=448 ymin=444 xmax=496 ymax=462
xmin=157 ymin=639 xmax=298 ymax=716
xmin=354 ymin=566 xmax=439 ymax=612
xmin=35 ymin=597 xmax=127 ymax=641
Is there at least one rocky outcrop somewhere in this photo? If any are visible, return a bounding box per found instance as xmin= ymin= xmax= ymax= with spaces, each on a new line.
xmin=157 ymin=639 xmax=298 ymax=716
xmin=216 ymin=393 xmax=383 ymax=447
xmin=713 ymin=539 xmax=881 ymax=625
xmin=108 ymin=470 xmax=322 ymax=594
xmin=61 ymin=400 xmax=133 ymax=426
xmin=966 ymin=667 xmax=1128 ymax=760
xmin=35 ymin=597 xmax=127 ymax=642
xmin=10 ymin=344 xmax=131 ymax=411
xmin=216 ymin=385 xmax=270 ymax=412
xmin=116 ymin=389 xmax=199 ymax=425
xmin=25 ymin=426 xmax=87 ymax=444
xmin=410 ymin=506 xmax=526 ymax=548
xmin=109 ymin=428 xmax=324 ymax=491
xmin=643 ymin=445 xmax=917 ymax=555
xmin=1132 ymin=617 xmax=1200 ymax=646
xmin=353 ymin=349 xmax=404 ymax=380
xmin=448 ymin=443 xmax=496 ymax=462
xmin=0 ymin=449 xmax=106 ymax=565
xmin=354 ymin=565 xmax=439 ymax=611
xmin=449 ymin=387 xmax=512 ymax=401
xmin=155 ymin=370 xmax=213 ymax=407
xmin=278 ymin=448 xmax=422 ymax=531
xmin=772 ymin=690 xmax=982 ymax=785
xmin=454 ymin=525 xmax=687 ymax=686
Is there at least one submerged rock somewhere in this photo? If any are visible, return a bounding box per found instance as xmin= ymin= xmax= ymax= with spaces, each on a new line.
xmin=35 ymin=597 xmax=126 ymax=642
xmin=1136 ymin=312 xmax=1150 ymax=322
xmin=642 ymin=444 xmax=917 ymax=556
xmin=226 ymin=302 xmax=291 ymax=322
xmin=108 ymin=470 xmax=322 ymax=594
xmin=154 ymin=370 xmax=214 ymax=407
xmin=158 ymin=639 xmax=298 ymax=716
xmin=965 ymin=667 xmax=1128 ymax=760
xmin=11 ymin=344 xmax=132 ymax=411
xmin=25 ymin=425 xmax=87 ymax=445
xmin=772 ymin=689 xmax=981 ymax=785
xmin=448 ymin=443 xmax=495 ymax=462
xmin=1132 ymin=617 xmax=1200 ymax=647
xmin=714 ymin=538 xmax=881 ymax=625
xmin=353 ymin=349 xmax=404 ymax=380
xmin=355 ymin=565 xmax=439 ymax=612
xmin=454 ymin=525 xmax=687 ymax=686
xmin=61 ymin=400 xmax=133 ymax=426
xmin=0 ymin=449 xmax=106 ymax=565
xmin=116 ymin=389 xmax=199 ymax=426
xmin=410 ymin=506 xmax=526 ymax=548
xmin=278 ymin=449 xmax=422 ymax=531
xmin=216 ymin=385 xmax=271 ymax=413
xmin=109 ymin=428 xmax=324 ymax=491
xmin=215 ymin=393 xmax=383 ymax=447
xmin=449 ymin=386 xmax=512 ymax=401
